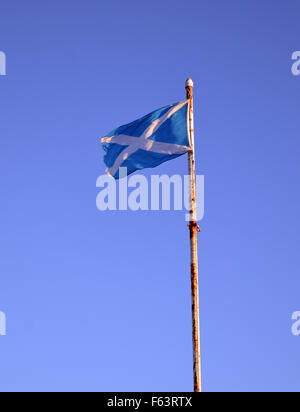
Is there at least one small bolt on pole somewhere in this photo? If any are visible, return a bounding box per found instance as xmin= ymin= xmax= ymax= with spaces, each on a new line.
xmin=185 ymin=78 xmax=202 ymax=393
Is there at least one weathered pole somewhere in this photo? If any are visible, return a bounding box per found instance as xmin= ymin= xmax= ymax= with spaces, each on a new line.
xmin=186 ymin=78 xmax=202 ymax=393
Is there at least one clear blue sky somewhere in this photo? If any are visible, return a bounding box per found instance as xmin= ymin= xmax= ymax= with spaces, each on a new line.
xmin=0 ymin=0 xmax=300 ymax=392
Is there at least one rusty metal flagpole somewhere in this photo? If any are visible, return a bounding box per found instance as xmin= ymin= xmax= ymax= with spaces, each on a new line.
xmin=185 ymin=78 xmax=202 ymax=392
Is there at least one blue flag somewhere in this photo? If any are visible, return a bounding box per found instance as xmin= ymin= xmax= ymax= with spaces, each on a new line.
xmin=101 ymin=100 xmax=191 ymax=179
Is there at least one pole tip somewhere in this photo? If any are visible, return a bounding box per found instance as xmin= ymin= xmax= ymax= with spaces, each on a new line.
xmin=185 ymin=78 xmax=194 ymax=88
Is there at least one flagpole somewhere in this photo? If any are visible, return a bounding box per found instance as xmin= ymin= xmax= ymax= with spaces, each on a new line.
xmin=185 ymin=78 xmax=202 ymax=393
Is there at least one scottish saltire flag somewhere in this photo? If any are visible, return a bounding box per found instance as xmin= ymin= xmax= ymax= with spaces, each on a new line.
xmin=101 ymin=100 xmax=191 ymax=179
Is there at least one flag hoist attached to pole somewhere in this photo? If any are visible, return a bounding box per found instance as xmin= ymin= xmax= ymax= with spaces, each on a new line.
xmin=101 ymin=78 xmax=202 ymax=392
